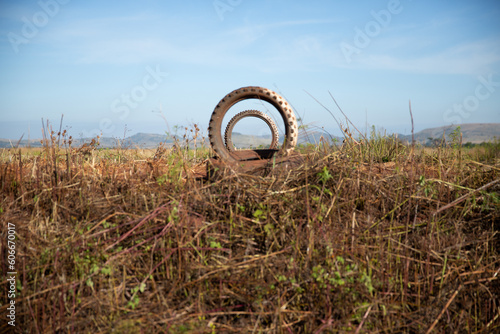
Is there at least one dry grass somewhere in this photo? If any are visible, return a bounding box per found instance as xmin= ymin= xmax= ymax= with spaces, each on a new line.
xmin=0 ymin=130 xmax=499 ymax=333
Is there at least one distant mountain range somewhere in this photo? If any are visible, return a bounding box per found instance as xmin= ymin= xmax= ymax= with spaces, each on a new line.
xmin=398 ymin=123 xmax=499 ymax=145
xmin=1 ymin=123 xmax=498 ymax=149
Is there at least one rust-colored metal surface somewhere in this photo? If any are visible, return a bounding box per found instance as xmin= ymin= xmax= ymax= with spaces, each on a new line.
xmin=208 ymin=86 xmax=298 ymax=164
xmin=191 ymin=149 xmax=303 ymax=179
xmin=201 ymin=87 xmax=301 ymax=179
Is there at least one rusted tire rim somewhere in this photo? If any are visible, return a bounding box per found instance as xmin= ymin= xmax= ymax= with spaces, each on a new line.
xmin=208 ymin=86 xmax=298 ymax=163
xmin=224 ymin=109 xmax=280 ymax=152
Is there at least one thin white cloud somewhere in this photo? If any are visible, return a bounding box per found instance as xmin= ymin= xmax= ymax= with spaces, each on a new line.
xmin=353 ymin=38 xmax=500 ymax=74
xmin=24 ymin=8 xmax=500 ymax=77
xmin=238 ymin=18 xmax=342 ymax=31
xmin=47 ymin=17 xmax=342 ymax=70
xmin=223 ymin=18 xmax=341 ymax=40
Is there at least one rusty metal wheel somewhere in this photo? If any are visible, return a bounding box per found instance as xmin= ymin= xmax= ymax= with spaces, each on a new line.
xmin=208 ymin=86 xmax=298 ymax=163
xmin=224 ymin=110 xmax=279 ymax=152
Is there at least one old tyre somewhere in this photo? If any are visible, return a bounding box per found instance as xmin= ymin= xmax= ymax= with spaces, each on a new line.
xmin=209 ymin=86 xmax=298 ymax=163
xmin=224 ymin=110 xmax=280 ymax=151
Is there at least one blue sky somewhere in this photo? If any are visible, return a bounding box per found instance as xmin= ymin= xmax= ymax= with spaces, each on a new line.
xmin=1 ymin=0 xmax=499 ymax=140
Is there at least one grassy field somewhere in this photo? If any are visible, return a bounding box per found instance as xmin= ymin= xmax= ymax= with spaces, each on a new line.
xmin=0 ymin=130 xmax=499 ymax=333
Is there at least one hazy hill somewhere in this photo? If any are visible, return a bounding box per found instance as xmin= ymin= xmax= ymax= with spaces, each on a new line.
xmin=1 ymin=123 xmax=498 ymax=148
xmin=399 ymin=123 xmax=499 ymax=145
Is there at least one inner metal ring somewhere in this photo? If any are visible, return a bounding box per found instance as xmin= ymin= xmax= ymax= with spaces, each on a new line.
xmin=224 ymin=109 xmax=280 ymax=152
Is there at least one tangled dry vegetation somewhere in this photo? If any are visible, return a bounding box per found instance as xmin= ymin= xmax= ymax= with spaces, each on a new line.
xmin=0 ymin=131 xmax=499 ymax=333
